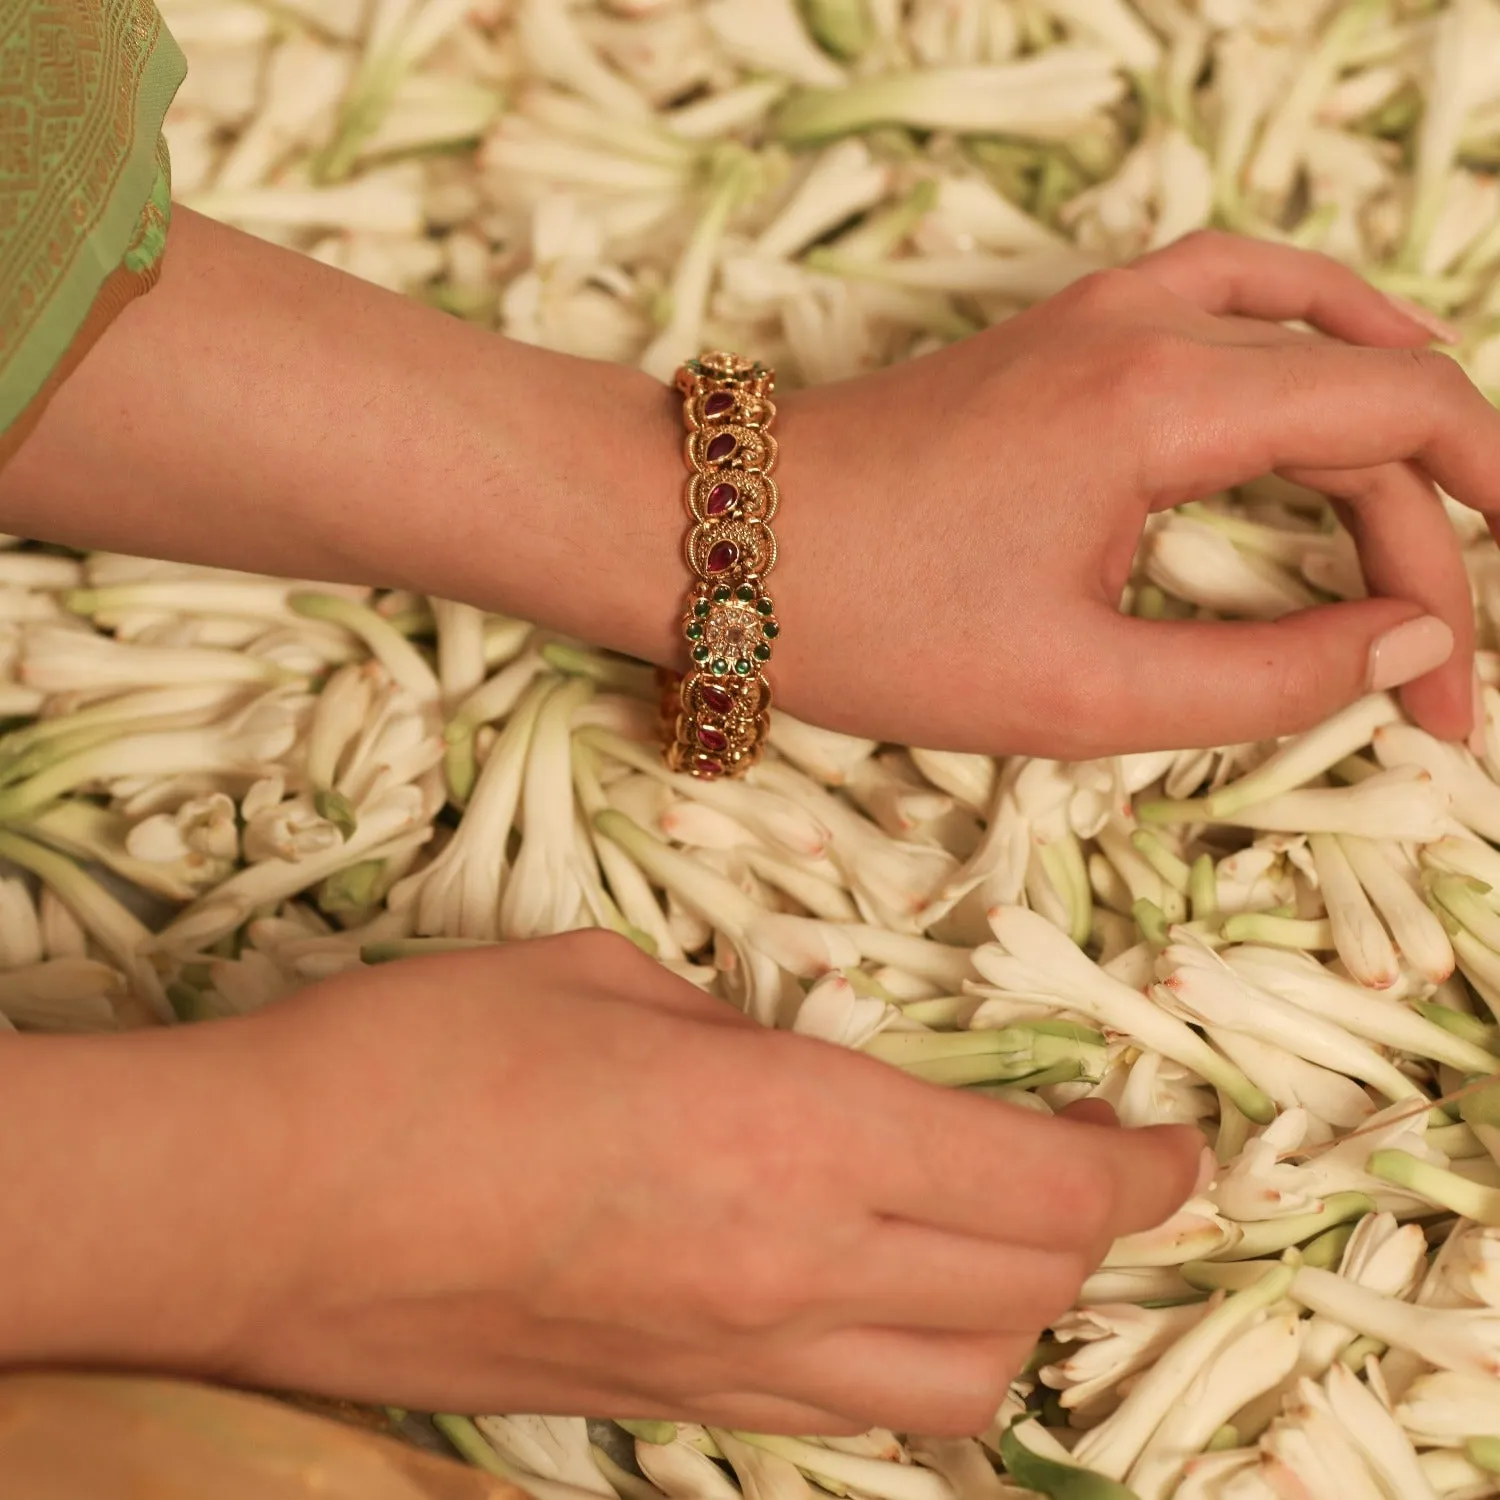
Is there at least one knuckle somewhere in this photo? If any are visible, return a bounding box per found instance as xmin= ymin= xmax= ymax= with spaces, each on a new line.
xmin=1118 ymin=327 xmax=1201 ymax=393
xmin=1403 ymin=345 xmax=1466 ymax=391
xmin=566 ymin=926 xmax=648 ymax=978
xmin=699 ymin=1251 xmax=804 ymax=1334
xmin=1057 ymin=266 xmax=1142 ymax=317
xmin=1064 ymin=1161 xmax=1119 ymax=1247
xmin=1159 ymin=227 xmax=1227 ymax=262
xmin=719 ymin=1281 xmax=801 ymax=1334
xmin=1267 ymin=640 xmax=1337 ymax=736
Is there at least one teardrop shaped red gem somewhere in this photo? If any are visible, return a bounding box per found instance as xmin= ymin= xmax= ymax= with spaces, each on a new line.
xmin=705 ymin=541 xmax=739 ymax=574
xmin=706 ymin=433 xmax=737 ymax=463
xmin=694 ymin=755 xmax=724 ymax=777
xmin=704 ymin=391 xmax=735 ymax=417
xmin=699 ymin=683 xmax=733 ymax=714
xmin=706 ymin=482 xmax=737 ymax=516
xmin=696 ymin=724 xmax=728 ymax=752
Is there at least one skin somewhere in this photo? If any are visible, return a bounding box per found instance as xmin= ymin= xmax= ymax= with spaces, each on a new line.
xmin=0 ymin=213 xmax=1494 ymax=1430
xmin=0 ymin=937 xmax=1196 ymax=1436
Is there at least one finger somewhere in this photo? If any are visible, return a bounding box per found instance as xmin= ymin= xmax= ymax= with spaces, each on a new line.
xmin=1285 ymin=469 xmax=1475 ymax=742
xmin=759 ymin=1326 xmax=1031 ymax=1438
xmin=1082 ymin=601 xmax=1454 ymax=752
xmin=1152 ymin=342 xmax=1500 ymax=523
xmin=1059 ymin=1098 xmax=1119 ymax=1127
xmin=1131 ymin=231 xmax=1458 ymax=347
xmin=823 ymin=1223 xmax=1087 ymax=1335
xmin=864 ymin=1076 xmax=1201 ymax=1250
xmin=531 ymin=930 xmax=758 ymax=1028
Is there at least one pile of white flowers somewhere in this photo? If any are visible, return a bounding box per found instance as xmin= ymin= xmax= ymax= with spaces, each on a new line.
xmin=11 ymin=0 xmax=1498 ymax=1494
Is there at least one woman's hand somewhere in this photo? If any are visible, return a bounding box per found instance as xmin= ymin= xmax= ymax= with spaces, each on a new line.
xmin=9 ymin=935 xmax=1195 ymax=1437
xmin=9 ymin=217 xmax=1489 ymax=762
xmin=772 ymin=231 xmax=1491 ymax=758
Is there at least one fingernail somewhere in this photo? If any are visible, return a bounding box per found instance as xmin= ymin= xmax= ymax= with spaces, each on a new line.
xmin=1472 ymin=674 xmax=1488 ymax=758
xmin=1366 ymin=615 xmax=1455 ymax=693
xmin=1384 ymin=292 xmax=1462 ymax=346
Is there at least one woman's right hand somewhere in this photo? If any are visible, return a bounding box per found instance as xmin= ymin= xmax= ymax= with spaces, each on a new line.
xmin=121 ymin=933 xmax=1196 ymax=1438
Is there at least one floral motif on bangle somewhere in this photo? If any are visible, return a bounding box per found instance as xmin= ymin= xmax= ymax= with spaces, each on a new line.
xmin=682 ymin=584 xmax=778 ymax=681
xmin=688 ymin=422 xmax=776 ymax=475
xmin=687 ymin=519 xmax=776 ymax=584
xmin=689 ymin=471 xmax=778 ymax=526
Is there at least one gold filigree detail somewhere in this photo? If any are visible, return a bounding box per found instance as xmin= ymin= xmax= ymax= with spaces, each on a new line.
xmin=663 ymin=354 xmax=781 ymax=780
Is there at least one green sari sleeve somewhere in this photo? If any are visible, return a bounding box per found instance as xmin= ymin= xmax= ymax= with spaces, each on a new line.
xmin=0 ymin=0 xmax=187 ymax=464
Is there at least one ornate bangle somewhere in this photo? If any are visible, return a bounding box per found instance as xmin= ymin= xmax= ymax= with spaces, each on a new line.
xmin=660 ymin=351 xmax=781 ymax=780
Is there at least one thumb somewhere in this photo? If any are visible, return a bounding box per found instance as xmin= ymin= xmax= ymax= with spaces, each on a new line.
xmin=1057 ymin=1098 xmax=1119 ymax=1127
xmin=1080 ymin=603 xmax=1455 ymax=754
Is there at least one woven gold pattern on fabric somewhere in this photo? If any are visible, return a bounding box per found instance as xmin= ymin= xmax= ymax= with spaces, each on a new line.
xmin=0 ymin=0 xmax=164 ymax=364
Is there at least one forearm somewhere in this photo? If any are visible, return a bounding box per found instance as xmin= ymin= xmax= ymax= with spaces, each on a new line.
xmin=0 ymin=1024 xmax=294 ymax=1374
xmin=0 ymin=209 xmax=684 ymax=667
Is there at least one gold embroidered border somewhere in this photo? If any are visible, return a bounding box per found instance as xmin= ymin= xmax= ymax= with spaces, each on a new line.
xmin=0 ymin=0 xmax=185 ymax=435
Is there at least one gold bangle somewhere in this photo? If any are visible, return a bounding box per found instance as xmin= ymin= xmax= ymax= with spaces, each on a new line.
xmin=660 ymin=351 xmax=781 ymax=780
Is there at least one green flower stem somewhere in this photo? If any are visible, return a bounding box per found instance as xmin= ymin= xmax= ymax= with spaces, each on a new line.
xmin=0 ymin=684 xmax=241 ymax=786
xmin=433 ymin=1414 xmax=512 ymax=1477
xmin=1189 ymin=854 xmax=1218 ymax=921
xmin=894 ymin=995 xmax=970 ymax=1027
xmin=864 ymin=1023 xmax=1103 ymax=1066
xmin=1133 ymin=898 xmax=1169 ymax=949
xmin=1219 ymin=913 xmax=1333 ymax=950
xmin=0 ymin=828 xmax=168 ymax=1021
xmin=1130 ymin=831 xmax=1191 ymax=893
xmin=444 ymin=654 xmax=552 ymax=805
xmin=1415 ymin=1000 xmax=1500 ymax=1053
xmin=22 ymin=800 xmax=218 ymax=904
xmin=1468 ymin=1437 xmax=1500 ymax=1475
xmin=1215 ymin=1193 xmax=1374 ymax=1262
xmin=901 ymin=1053 xmax=1085 ymax=1089
xmin=799 ymin=0 xmax=873 ymax=62
xmin=291 ymin=592 xmax=440 ymax=703
xmin=1369 ymin=1149 xmax=1500 ymax=1225
xmin=1300 ymin=1221 xmax=1358 ymax=1271
xmin=542 ymin=642 xmax=655 ymax=698
xmin=1336 ymin=1333 xmax=1387 ymax=1369
xmin=1071 ymin=1264 xmax=1297 ymax=1481
xmin=362 ymin=937 xmax=497 ymax=964
xmin=1431 ymin=875 xmax=1500 ymax=951
xmin=998 ymin=1420 xmax=1138 ymax=1500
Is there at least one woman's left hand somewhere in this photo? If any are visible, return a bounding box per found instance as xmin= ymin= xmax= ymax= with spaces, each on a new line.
xmin=766 ymin=230 xmax=1492 ymax=759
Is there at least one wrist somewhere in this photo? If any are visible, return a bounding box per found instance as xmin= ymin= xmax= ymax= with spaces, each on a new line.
xmin=512 ymin=358 xmax=685 ymax=670
xmin=0 ymin=1024 xmax=299 ymax=1376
